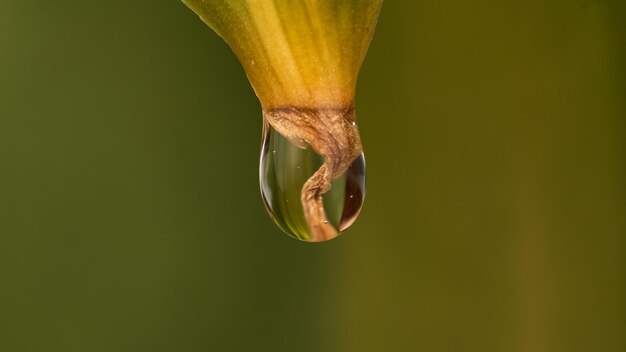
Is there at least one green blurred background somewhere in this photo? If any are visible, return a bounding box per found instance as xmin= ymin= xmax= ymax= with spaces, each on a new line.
xmin=1 ymin=1 xmax=624 ymax=351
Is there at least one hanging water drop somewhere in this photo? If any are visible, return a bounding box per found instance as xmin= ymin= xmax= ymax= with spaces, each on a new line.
xmin=260 ymin=121 xmax=366 ymax=242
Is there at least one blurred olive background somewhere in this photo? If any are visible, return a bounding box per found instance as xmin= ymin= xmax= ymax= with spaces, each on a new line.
xmin=1 ymin=1 xmax=624 ymax=351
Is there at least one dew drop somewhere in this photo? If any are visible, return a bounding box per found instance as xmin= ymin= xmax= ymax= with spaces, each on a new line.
xmin=259 ymin=121 xmax=366 ymax=242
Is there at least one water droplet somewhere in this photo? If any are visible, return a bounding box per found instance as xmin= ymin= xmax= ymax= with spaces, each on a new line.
xmin=260 ymin=122 xmax=366 ymax=242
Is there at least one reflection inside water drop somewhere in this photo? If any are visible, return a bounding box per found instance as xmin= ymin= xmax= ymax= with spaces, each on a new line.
xmin=259 ymin=121 xmax=366 ymax=242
